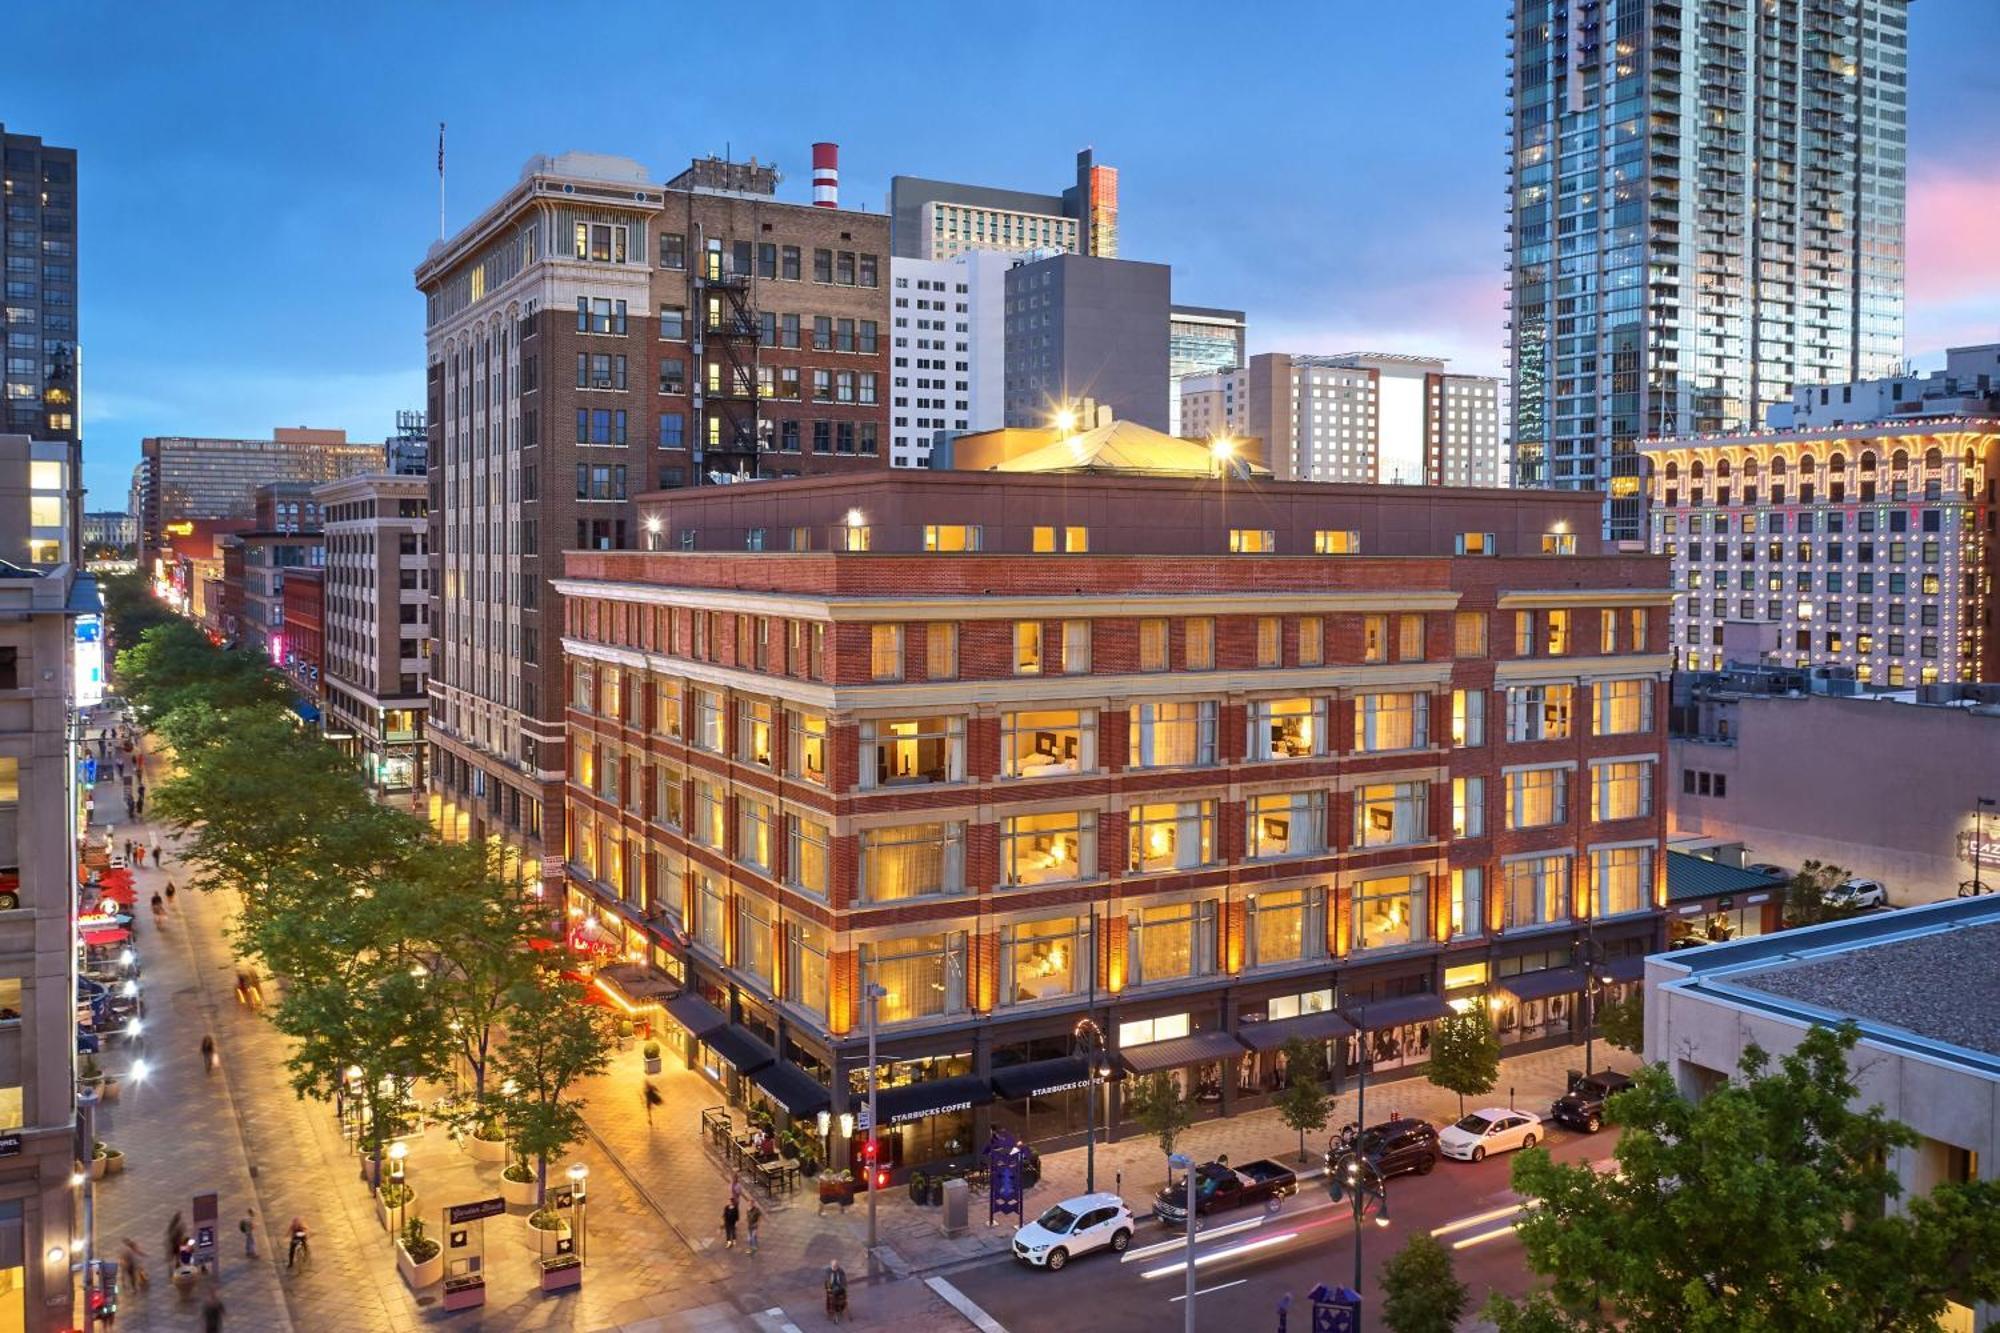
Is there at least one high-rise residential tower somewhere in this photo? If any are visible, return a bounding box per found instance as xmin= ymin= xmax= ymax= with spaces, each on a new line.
xmin=886 ymin=249 xmax=1009 ymax=468
xmin=1 ymin=126 xmax=78 ymax=449
xmin=1507 ymin=0 xmax=1908 ymax=540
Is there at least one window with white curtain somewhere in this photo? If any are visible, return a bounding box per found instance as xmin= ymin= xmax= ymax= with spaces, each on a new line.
xmin=691 ymin=777 xmax=725 ymax=847
xmin=1002 ymin=810 xmax=1096 ymax=885
xmin=1001 ymin=916 xmax=1090 ymax=1005
xmin=694 ymin=687 xmax=725 ymax=752
xmin=1591 ymin=760 xmax=1654 ymax=822
xmin=1127 ymin=800 xmax=1218 ymax=872
xmin=1593 ymin=845 xmax=1652 ymax=917
xmin=785 ymin=709 xmax=826 ymax=785
xmin=863 ymin=932 xmax=968 ymax=1023
xmin=786 ymin=813 xmax=828 ymax=895
xmin=861 ymin=715 xmax=964 ymax=786
xmin=1451 ymin=689 xmax=1485 ymax=746
xmin=1128 ymin=700 xmax=1216 ymax=768
xmin=695 ymin=870 xmax=727 ymax=953
xmin=784 ymin=918 xmax=829 ymax=1017
xmin=738 ymin=699 xmax=775 ymax=768
xmin=1452 ymin=776 xmax=1485 ymax=838
xmin=1063 ymin=620 xmax=1091 ymax=674
xmin=1501 ymin=854 xmax=1571 ymax=928
xmin=737 ymin=796 xmax=776 ymax=872
xmin=1354 ymin=874 xmax=1427 ymax=949
xmin=1248 ymin=887 xmax=1327 ymax=967
xmin=1594 ymin=678 xmax=1653 ymax=735
xmin=652 ymin=762 xmax=682 ymax=830
xmin=1001 ymin=709 xmax=1095 ymax=777
xmin=1354 ymin=692 xmax=1428 ymax=752
xmin=1449 ymin=867 xmax=1483 ymax=939
xmin=1354 ymin=782 xmax=1429 ymax=848
xmin=1504 ymin=767 xmax=1568 ymax=829
xmin=1246 ymin=791 xmax=1326 ymax=858
xmin=1248 ymin=697 xmax=1325 ymax=759
xmin=1131 ymin=900 xmax=1218 ymax=985
xmin=860 ymin=822 xmax=966 ymax=901
xmin=735 ymin=893 xmax=774 ymax=986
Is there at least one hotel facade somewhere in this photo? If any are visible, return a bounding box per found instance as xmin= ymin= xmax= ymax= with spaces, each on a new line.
xmin=554 ymin=467 xmax=1670 ymax=1172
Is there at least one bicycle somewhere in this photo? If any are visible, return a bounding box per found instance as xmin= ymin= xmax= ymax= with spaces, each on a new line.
xmin=286 ymin=1231 xmax=312 ymax=1274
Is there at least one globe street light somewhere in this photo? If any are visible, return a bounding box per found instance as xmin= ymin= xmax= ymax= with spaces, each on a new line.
xmin=567 ymin=1162 xmax=588 ymax=1263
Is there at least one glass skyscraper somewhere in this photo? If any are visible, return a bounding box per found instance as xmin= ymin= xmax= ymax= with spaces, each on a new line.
xmin=1506 ymin=0 xmax=1907 ymax=540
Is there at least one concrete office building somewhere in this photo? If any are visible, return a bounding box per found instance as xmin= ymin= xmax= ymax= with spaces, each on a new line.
xmin=1643 ymin=416 xmax=1997 ymax=682
xmin=317 ymin=472 xmax=430 ymax=798
xmin=1168 ymin=305 xmax=1246 ymax=437
xmin=1507 ymin=0 xmax=1909 ymax=541
xmin=554 ymin=456 xmax=1670 ymax=1172
xmin=1003 ymin=252 xmax=1171 ymax=432
xmin=0 ymin=436 xmax=75 ymax=567
xmin=890 ymin=149 xmax=1118 ymax=261
xmin=134 ymin=428 xmax=381 ymax=567
xmin=887 ymin=250 xmax=1008 ymax=468
xmin=416 ymin=148 xmax=890 ymax=878
xmin=1647 ymin=897 xmax=1999 ymax=1332
xmin=1670 ymin=666 xmax=2000 ymax=905
xmin=1182 ymin=354 xmax=1504 ymax=488
xmin=0 ymin=538 xmax=95 ymax=1332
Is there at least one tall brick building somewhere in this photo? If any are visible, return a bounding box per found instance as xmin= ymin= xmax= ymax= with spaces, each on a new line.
xmin=555 ymin=459 xmax=1670 ymax=1174
xmin=416 ymin=149 xmax=889 ymax=871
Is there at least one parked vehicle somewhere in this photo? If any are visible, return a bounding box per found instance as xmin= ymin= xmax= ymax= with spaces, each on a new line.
xmin=1152 ymin=1159 xmax=1297 ymax=1225
xmin=1746 ymin=863 xmax=1788 ymax=880
xmin=1549 ymin=1071 xmax=1634 ymax=1133
xmin=1329 ymin=1119 xmax=1440 ymax=1179
xmin=1829 ymin=878 xmax=1889 ymax=910
xmin=1438 ymin=1109 xmax=1544 ymax=1162
xmin=1011 ymin=1193 xmax=1135 ymax=1270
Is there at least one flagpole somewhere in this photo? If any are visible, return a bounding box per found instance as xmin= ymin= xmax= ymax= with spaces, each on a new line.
xmin=437 ymin=121 xmax=446 ymax=241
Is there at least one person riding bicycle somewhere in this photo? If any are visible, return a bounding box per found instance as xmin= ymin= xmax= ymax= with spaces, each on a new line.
xmin=287 ymin=1218 xmax=309 ymax=1268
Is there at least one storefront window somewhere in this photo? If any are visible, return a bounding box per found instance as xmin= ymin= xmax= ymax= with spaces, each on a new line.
xmin=1501 ymin=854 xmax=1572 ymax=928
xmin=1248 ymin=697 xmax=1324 ymax=759
xmin=1131 ymin=901 xmax=1217 ymax=985
xmin=1001 ymin=709 xmax=1095 ymax=777
xmin=1354 ymin=781 xmax=1428 ymax=848
xmin=1245 ymin=791 xmax=1325 ymax=859
xmin=1127 ymin=800 xmax=1216 ymax=872
xmin=1001 ymin=916 xmax=1089 ymax=1004
xmin=1350 ymin=1019 xmax=1435 ymax=1073
xmin=1355 ymin=874 xmax=1426 ymax=949
xmin=1128 ymin=700 xmax=1216 ymax=768
xmin=1001 ymin=810 xmax=1095 ymax=886
xmin=861 ymin=822 xmax=965 ymax=901
xmin=863 ymin=933 xmax=968 ymax=1023
xmin=1248 ymin=887 xmax=1327 ymax=967
xmin=861 ymin=714 xmax=964 ymax=787
xmin=1353 ymin=692 xmax=1428 ymax=752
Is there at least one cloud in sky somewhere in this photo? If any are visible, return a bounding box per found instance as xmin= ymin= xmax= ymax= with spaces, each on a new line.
xmin=1904 ymin=166 xmax=2000 ymax=365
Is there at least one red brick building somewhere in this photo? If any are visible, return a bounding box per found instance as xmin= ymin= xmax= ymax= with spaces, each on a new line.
xmin=280 ymin=564 xmax=324 ymax=717
xmin=557 ymin=466 xmax=1670 ymax=1172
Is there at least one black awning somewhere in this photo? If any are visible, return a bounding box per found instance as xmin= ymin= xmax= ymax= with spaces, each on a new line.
xmin=663 ymin=990 xmax=727 ymax=1038
xmin=748 ymin=1061 xmax=831 ymax=1118
xmin=874 ymin=1074 xmax=994 ymax=1125
xmin=990 ymin=1056 xmax=1092 ymax=1101
xmin=1348 ymin=993 xmax=1454 ymax=1031
xmin=1493 ymin=967 xmax=1586 ymax=1005
xmin=1601 ymin=954 xmax=1647 ymax=984
xmin=702 ymin=1025 xmax=775 ymax=1076
xmin=1119 ymin=1030 xmax=1246 ymax=1074
xmin=1237 ymin=1007 xmax=1358 ymax=1052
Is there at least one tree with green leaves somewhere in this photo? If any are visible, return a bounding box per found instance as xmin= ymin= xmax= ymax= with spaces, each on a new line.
xmin=1275 ymin=1037 xmax=1331 ymax=1163
xmin=1595 ymin=988 xmax=1644 ymax=1056
xmin=1380 ymin=1232 xmax=1470 ymax=1333
xmin=115 ymin=620 xmax=292 ymax=721
xmin=492 ymin=972 xmax=613 ymax=1211
xmin=98 ymin=572 xmax=176 ymax=646
xmin=1124 ymin=1072 xmax=1194 ymax=1184
xmin=1426 ymin=1006 xmax=1501 ymax=1117
xmin=1487 ymin=1023 xmax=2000 ymax=1333
xmin=1782 ymin=858 xmax=1859 ymax=929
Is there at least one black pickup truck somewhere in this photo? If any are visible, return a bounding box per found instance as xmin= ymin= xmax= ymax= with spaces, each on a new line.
xmin=1548 ymin=1071 xmax=1633 ymax=1133
xmin=1152 ymin=1159 xmax=1297 ymax=1225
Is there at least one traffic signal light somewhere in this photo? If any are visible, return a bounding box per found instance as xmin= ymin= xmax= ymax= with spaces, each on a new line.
xmin=862 ymin=1138 xmax=878 ymax=1163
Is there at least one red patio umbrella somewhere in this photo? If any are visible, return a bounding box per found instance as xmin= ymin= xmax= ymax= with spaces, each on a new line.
xmin=95 ymin=884 xmax=137 ymax=906
xmin=81 ymin=928 xmax=130 ymax=947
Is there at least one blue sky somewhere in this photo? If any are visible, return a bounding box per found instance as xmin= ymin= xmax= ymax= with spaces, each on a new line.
xmin=12 ymin=0 xmax=1999 ymax=507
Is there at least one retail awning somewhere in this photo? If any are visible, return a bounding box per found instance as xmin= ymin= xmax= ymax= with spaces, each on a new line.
xmin=80 ymin=928 xmax=130 ymax=947
xmin=702 ymin=1025 xmax=775 ymax=1076
xmin=875 ymin=1074 xmax=993 ymax=1125
xmin=662 ymin=991 xmax=727 ymax=1039
xmin=1120 ymin=1030 xmax=1246 ymax=1074
xmin=991 ymin=1056 xmax=1093 ymax=1100
xmin=748 ymin=1062 xmax=832 ymax=1118
xmin=1237 ymin=1008 xmax=1358 ymax=1052
xmin=594 ymin=962 xmax=675 ymax=1005
xmin=1348 ymin=994 xmax=1454 ymax=1031
xmin=1493 ymin=968 xmax=1586 ymax=1005
xmin=1601 ymin=955 xmax=1647 ymax=984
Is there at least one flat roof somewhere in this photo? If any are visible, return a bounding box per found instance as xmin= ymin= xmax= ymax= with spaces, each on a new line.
xmin=1652 ymin=897 xmax=2000 ymax=1076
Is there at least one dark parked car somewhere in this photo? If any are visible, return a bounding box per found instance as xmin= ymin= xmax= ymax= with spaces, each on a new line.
xmin=1549 ymin=1071 xmax=1634 ymax=1133
xmin=1152 ymin=1158 xmax=1296 ymax=1225
xmin=1329 ymin=1119 xmax=1440 ymax=1179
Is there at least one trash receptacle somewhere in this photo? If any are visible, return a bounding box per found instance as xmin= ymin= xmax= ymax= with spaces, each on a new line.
xmin=940 ymin=1176 xmax=969 ymax=1237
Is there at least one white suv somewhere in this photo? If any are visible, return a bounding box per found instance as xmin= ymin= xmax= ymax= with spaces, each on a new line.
xmin=1012 ymin=1193 xmax=1135 ymax=1271
xmin=1829 ymin=878 xmax=1889 ymax=910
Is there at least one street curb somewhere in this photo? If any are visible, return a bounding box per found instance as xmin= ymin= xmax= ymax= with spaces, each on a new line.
xmin=924 ymin=1275 xmax=1010 ymax=1333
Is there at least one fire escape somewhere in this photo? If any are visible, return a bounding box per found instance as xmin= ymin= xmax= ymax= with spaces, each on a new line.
xmin=693 ymin=246 xmax=762 ymax=481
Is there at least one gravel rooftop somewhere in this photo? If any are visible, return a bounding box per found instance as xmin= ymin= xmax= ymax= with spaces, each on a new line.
xmin=1737 ymin=919 xmax=2000 ymax=1058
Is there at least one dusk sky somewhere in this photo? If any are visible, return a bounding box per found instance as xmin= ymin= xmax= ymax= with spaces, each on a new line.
xmin=11 ymin=0 xmax=1999 ymax=506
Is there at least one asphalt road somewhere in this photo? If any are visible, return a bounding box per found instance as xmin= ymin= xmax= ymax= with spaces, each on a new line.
xmin=941 ymin=1122 xmax=1618 ymax=1333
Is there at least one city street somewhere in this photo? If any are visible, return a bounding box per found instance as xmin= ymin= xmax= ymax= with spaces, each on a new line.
xmin=940 ymin=1126 xmax=1616 ymax=1333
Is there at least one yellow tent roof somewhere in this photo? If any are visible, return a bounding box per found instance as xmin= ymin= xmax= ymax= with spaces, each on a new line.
xmin=989 ymin=419 xmax=1269 ymax=477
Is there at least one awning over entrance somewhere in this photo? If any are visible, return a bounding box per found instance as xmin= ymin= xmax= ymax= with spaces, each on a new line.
xmin=1347 ymin=994 xmax=1454 ymax=1031
xmin=990 ymin=1056 xmax=1093 ymax=1100
xmin=749 ymin=1061 xmax=832 ymax=1118
xmin=1237 ymin=1008 xmax=1358 ymax=1052
xmin=1600 ymin=955 xmax=1646 ymax=984
xmin=595 ymin=962 xmax=674 ymax=1005
xmin=1119 ymin=1030 xmax=1246 ymax=1074
xmin=875 ymin=1074 xmax=993 ymax=1125
xmin=663 ymin=991 xmax=727 ymax=1039
xmin=1492 ymin=968 xmax=1586 ymax=1005
xmin=702 ymin=1025 xmax=775 ymax=1076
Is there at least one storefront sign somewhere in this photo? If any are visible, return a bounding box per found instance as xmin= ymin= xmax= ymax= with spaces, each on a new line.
xmin=1746 ymin=893 xmax=1770 ymax=904
xmin=1957 ymin=831 xmax=2000 ymax=867
xmin=891 ymin=1101 xmax=971 ymax=1124
xmin=1027 ymin=1079 xmax=1090 ymax=1098
xmin=448 ymin=1197 xmax=506 ymax=1224
xmin=0 ymin=1134 xmax=20 ymax=1157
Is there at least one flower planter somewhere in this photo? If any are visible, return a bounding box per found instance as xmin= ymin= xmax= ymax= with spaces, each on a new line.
xmin=526 ymin=1215 xmax=570 ymax=1250
xmin=817 ymin=1179 xmax=856 ymax=1211
xmin=396 ymin=1240 xmax=443 ymax=1290
xmin=375 ymin=1190 xmax=417 ymax=1232
xmin=500 ymin=1172 xmax=538 ymax=1208
xmin=643 ymin=1055 xmax=662 ymax=1075
xmin=102 ymin=1149 xmax=124 ymax=1177
xmin=88 ymin=1155 xmax=107 ymax=1182
xmin=538 ymin=1256 xmax=582 ymax=1293
xmin=468 ymin=1132 xmax=509 ymax=1163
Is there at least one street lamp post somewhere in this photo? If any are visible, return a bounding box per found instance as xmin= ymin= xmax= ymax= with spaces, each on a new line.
xmin=1581 ymin=926 xmax=1603 ymax=1079
xmin=863 ymin=981 xmax=887 ymax=1260
xmin=1975 ymin=796 xmax=1997 ymax=897
xmin=1074 ymin=1017 xmax=1105 ymax=1193
xmin=567 ymin=1162 xmax=588 ymax=1263
xmin=1168 ymin=1152 xmax=1196 ymax=1333
xmin=1329 ymin=1151 xmax=1391 ymax=1299
xmin=387 ymin=1141 xmax=409 ymax=1238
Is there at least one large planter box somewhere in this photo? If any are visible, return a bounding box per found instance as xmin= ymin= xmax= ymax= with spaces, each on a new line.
xmin=88 ymin=1156 xmax=107 ymax=1182
xmin=539 ymin=1257 xmax=582 ymax=1293
xmin=375 ymin=1191 xmax=417 ymax=1232
xmin=468 ymin=1133 xmax=509 ymax=1163
xmin=396 ymin=1242 xmax=443 ymax=1290
xmin=441 ymin=1276 xmax=485 ymax=1311
xmin=643 ymin=1055 xmax=662 ymax=1075
xmin=500 ymin=1172 xmax=537 ymax=1208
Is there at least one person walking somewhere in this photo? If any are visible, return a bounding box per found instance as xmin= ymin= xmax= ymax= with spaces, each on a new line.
xmin=121 ymin=1238 xmax=149 ymax=1291
xmin=149 ymin=892 xmax=163 ymax=917
xmin=150 ymin=830 xmax=165 ymax=867
xmin=165 ymin=882 xmax=177 ymax=907
xmin=133 ymin=844 xmax=146 ymax=869
xmin=643 ymin=1081 xmax=662 ymax=1125
xmin=123 ymin=837 xmax=135 ymax=862
xmin=200 ymin=1034 xmax=216 ymax=1074
xmin=721 ymin=1198 xmax=739 ymax=1250
xmin=200 ymin=1278 xmax=225 ymax=1332
xmin=746 ymin=1200 xmax=762 ymax=1255
xmin=239 ymin=1208 xmax=257 ymax=1258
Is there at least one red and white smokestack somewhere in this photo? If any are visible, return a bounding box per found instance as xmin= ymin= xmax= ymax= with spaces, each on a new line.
xmin=812 ymin=142 xmax=839 ymax=208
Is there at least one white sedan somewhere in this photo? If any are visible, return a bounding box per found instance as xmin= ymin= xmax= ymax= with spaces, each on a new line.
xmin=1011 ymin=1193 xmax=1135 ymax=1271
xmin=1438 ymin=1108 xmax=1545 ymax=1162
